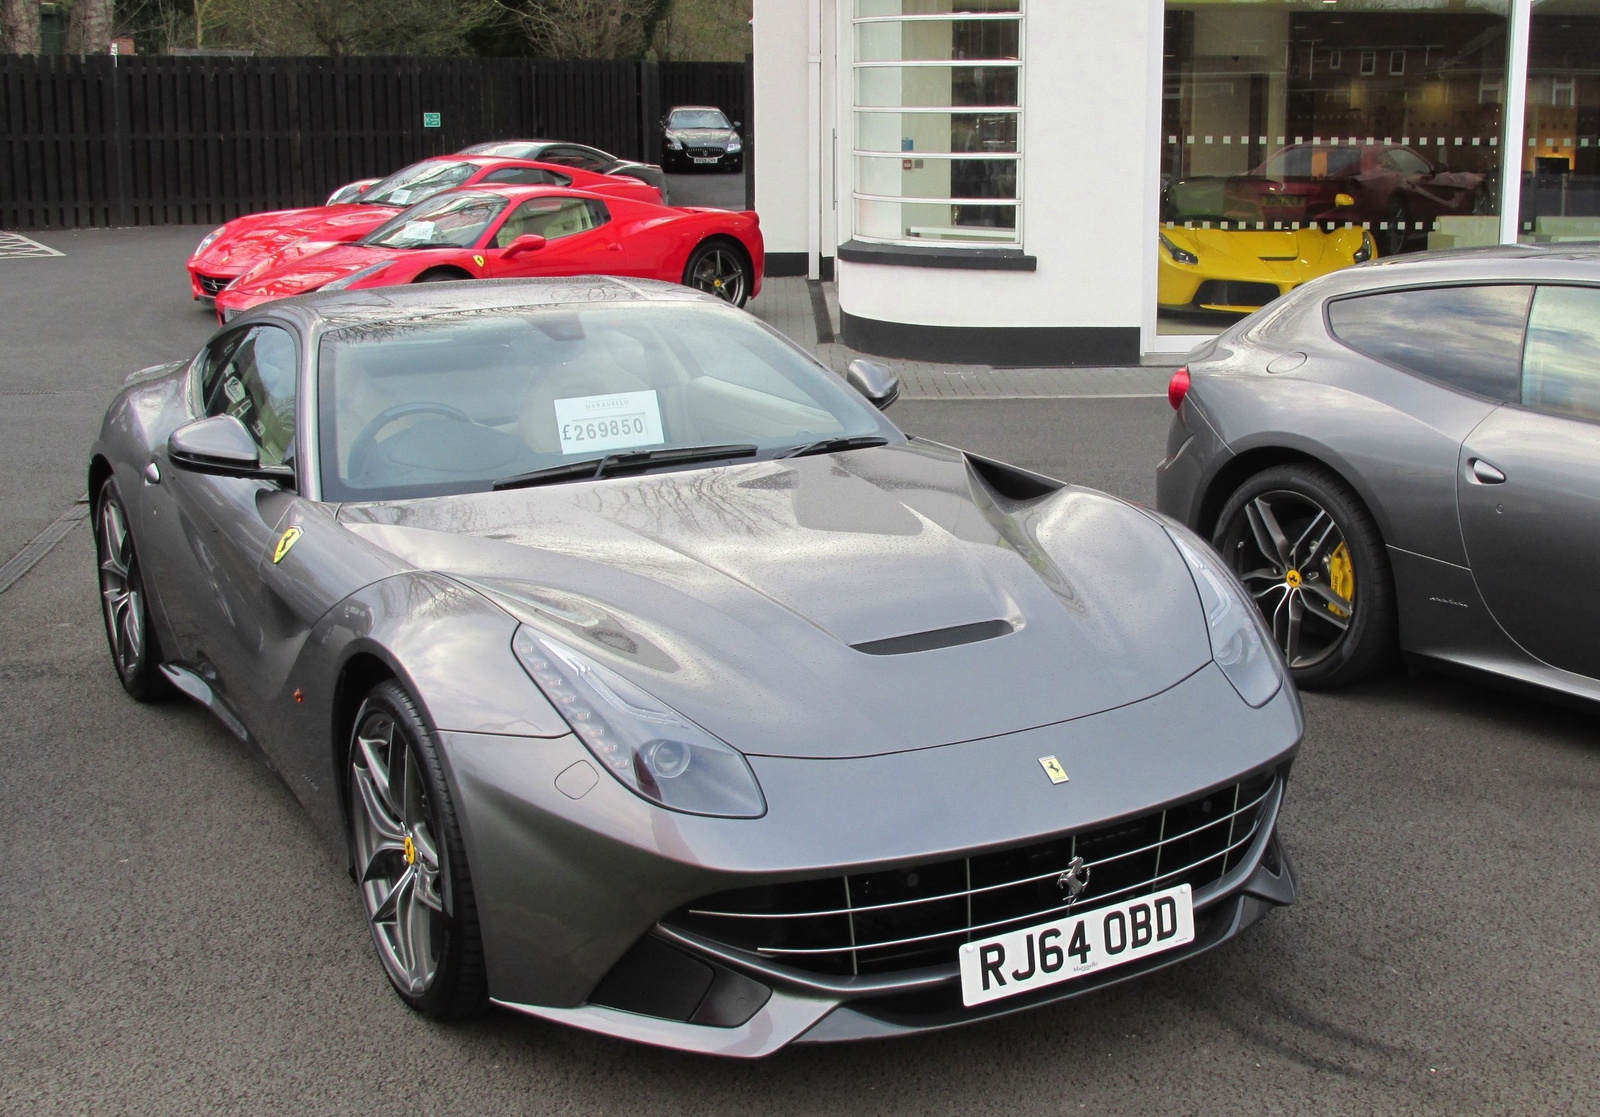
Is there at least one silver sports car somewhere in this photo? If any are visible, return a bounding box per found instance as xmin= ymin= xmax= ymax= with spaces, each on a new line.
xmin=1158 ymin=244 xmax=1600 ymax=700
xmin=91 ymin=278 xmax=1300 ymax=1055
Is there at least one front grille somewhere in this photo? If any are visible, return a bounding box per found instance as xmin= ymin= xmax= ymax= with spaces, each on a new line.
xmin=687 ymin=147 xmax=724 ymax=159
xmin=197 ymin=274 xmax=231 ymax=296
xmin=667 ymin=772 xmax=1277 ymax=977
xmin=1194 ymin=280 xmax=1280 ymax=309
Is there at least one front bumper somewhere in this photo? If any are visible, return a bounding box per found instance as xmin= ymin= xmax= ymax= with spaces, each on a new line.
xmin=441 ymin=661 xmax=1301 ymax=1055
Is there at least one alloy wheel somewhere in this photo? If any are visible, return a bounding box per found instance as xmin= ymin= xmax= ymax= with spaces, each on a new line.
xmin=97 ymin=497 xmax=145 ymax=679
xmin=689 ymin=248 xmax=746 ymax=304
xmin=1222 ymin=491 xmax=1356 ymax=670
xmin=350 ymin=710 xmax=447 ymax=996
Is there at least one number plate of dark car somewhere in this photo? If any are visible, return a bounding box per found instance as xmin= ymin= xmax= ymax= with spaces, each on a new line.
xmin=958 ymin=884 xmax=1195 ymax=1006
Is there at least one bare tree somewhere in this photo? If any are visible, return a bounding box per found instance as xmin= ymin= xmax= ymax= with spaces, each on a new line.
xmin=497 ymin=0 xmax=671 ymax=60
xmin=67 ymin=0 xmax=116 ymax=53
xmin=1 ymin=0 xmax=43 ymax=53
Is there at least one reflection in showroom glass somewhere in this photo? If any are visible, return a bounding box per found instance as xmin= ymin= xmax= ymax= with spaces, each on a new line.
xmin=1159 ymin=0 xmax=1509 ymax=335
xmin=1519 ymin=1 xmax=1600 ymax=242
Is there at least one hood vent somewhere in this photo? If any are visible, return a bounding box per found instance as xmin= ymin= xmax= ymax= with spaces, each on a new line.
xmin=852 ymin=619 xmax=1014 ymax=656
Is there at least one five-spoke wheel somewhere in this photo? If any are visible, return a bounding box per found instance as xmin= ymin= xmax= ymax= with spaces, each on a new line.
xmin=348 ymin=680 xmax=486 ymax=1018
xmin=683 ymin=240 xmax=751 ymax=307
xmin=94 ymin=478 xmax=169 ymax=701
xmin=1214 ymin=463 xmax=1394 ymax=688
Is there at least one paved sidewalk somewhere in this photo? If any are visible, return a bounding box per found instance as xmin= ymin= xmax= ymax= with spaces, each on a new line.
xmin=746 ymin=276 xmax=1178 ymax=399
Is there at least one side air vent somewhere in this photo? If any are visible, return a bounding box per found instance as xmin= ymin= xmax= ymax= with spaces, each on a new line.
xmin=852 ymin=619 xmax=1014 ymax=656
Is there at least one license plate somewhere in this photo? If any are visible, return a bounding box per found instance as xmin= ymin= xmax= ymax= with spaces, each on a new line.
xmin=958 ymin=884 xmax=1194 ymax=1006
xmin=692 ymin=156 xmax=718 ymax=164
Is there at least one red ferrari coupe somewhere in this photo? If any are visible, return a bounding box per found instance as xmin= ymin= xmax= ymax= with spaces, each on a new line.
xmin=186 ymin=156 xmax=665 ymax=301
xmin=213 ymin=184 xmax=764 ymax=319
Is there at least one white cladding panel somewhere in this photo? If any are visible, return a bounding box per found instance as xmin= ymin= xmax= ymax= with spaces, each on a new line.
xmin=753 ymin=0 xmax=812 ymax=256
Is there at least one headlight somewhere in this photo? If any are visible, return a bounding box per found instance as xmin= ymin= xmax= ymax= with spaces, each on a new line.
xmin=194 ymin=226 xmax=225 ymax=256
xmin=667 ymin=136 xmax=684 ymax=150
xmin=1352 ymin=232 xmax=1374 ymax=264
xmin=726 ymin=136 xmax=742 ymax=152
xmin=1160 ymin=232 xmax=1199 ymax=266
xmin=1165 ymin=530 xmax=1284 ymax=708
xmin=320 ymin=260 xmax=395 ymax=291
xmin=512 ymin=627 xmax=766 ymax=818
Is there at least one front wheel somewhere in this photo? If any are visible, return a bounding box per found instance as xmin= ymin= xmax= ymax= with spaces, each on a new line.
xmin=683 ymin=239 xmax=752 ymax=307
xmin=1212 ymin=463 xmax=1395 ymax=688
xmin=94 ymin=478 xmax=170 ymax=702
xmin=348 ymin=680 xmax=487 ymax=1019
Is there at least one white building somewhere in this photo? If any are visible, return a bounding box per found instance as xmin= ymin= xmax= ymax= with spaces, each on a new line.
xmin=752 ymin=0 xmax=1600 ymax=365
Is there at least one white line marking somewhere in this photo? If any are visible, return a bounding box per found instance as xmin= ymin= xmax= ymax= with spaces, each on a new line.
xmin=0 ymin=232 xmax=65 ymax=258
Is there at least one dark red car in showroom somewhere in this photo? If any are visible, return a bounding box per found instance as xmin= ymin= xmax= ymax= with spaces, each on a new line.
xmin=186 ymin=156 xmax=665 ymax=301
xmin=213 ymin=184 xmax=764 ymax=319
xmin=1165 ymin=142 xmax=1489 ymax=256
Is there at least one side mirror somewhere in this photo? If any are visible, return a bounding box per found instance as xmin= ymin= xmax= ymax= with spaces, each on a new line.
xmin=1334 ymin=192 xmax=1356 ymax=208
xmin=502 ymin=234 xmax=547 ymax=260
xmin=733 ymin=121 xmax=742 ymax=131
xmin=168 ymin=416 xmax=294 ymax=483
xmin=845 ymin=358 xmax=900 ymax=410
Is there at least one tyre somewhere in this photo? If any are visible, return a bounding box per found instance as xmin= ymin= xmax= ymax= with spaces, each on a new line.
xmin=1212 ymin=463 xmax=1395 ymax=688
xmin=413 ymin=269 xmax=467 ymax=284
xmin=1379 ymin=198 xmax=1410 ymax=257
xmin=683 ymin=238 xmax=752 ymax=307
xmin=94 ymin=478 xmax=171 ymax=702
xmin=347 ymin=679 xmax=487 ymax=1019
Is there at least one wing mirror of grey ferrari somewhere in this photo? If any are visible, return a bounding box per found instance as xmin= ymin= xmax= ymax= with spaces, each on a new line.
xmin=845 ymin=358 xmax=900 ymax=410
xmin=502 ymin=234 xmax=547 ymax=260
xmin=168 ymin=415 xmax=294 ymax=484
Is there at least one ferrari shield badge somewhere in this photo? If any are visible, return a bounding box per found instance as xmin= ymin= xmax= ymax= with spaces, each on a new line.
xmin=1038 ymin=755 xmax=1069 ymax=785
xmin=272 ymin=526 xmax=302 ymax=564
xmin=473 ymin=254 xmax=486 ymax=268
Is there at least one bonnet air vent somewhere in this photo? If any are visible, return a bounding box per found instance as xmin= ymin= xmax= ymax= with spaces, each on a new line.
xmin=964 ymin=454 xmax=1063 ymax=501
xmin=852 ymin=619 xmax=1014 ymax=656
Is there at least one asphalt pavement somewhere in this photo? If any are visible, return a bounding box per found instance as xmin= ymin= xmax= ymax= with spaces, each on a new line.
xmin=1 ymin=224 xmax=1598 ymax=1115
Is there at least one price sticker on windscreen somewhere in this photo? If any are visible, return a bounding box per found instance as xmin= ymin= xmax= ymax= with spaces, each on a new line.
xmin=553 ymin=390 xmax=666 ymax=456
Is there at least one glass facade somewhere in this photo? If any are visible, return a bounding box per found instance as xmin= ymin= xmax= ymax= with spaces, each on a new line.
xmin=1159 ymin=0 xmax=1511 ymax=335
xmin=1519 ymin=0 xmax=1600 ymax=240
xmin=852 ymin=0 xmax=1022 ymax=245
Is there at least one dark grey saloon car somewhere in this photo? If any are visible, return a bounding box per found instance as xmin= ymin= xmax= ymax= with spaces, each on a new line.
xmin=1158 ymin=244 xmax=1600 ymax=701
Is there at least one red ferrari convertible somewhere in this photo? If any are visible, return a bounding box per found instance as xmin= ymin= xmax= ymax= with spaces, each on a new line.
xmin=185 ymin=156 xmax=664 ymax=301
xmin=213 ymin=184 xmax=764 ymax=318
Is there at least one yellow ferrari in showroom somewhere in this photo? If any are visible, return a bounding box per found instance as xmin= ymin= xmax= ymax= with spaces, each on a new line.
xmin=1159 ymin=176 xmax=1376 ymax=314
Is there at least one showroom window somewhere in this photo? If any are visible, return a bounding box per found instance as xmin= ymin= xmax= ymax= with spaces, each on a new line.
xmin=1517 ymin=0 xmax=1600 ymax=242
xmin=852 ymin=0 xmax=1022 ymax=246
xmin=1158 ymin=0 xmax=1510 ymax=336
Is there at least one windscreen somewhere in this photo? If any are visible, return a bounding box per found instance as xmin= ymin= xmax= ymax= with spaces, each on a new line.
xmin=669 ymin=109 xmax=731 ymax=129
xmin=362 ymin=193 xmax=507 ymax=249
xmin=360 ymin=160 xmax=477 ymax=207
xmin=317 ymin=304 xmax=898 ymax=501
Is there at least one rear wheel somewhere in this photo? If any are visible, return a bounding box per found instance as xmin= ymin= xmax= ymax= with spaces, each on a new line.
xmin=94 ymin=478 xmax=170 ymax=702
xmin=1212 ymin=463 xmax=1395 ymax=688
xmin=1379 ymin=198 xmax=1410 ymax=257
xmin=348 ymin=680 xmax=487 ymax=1019
xmin=683 ymin=239 xmax=751 ymax=307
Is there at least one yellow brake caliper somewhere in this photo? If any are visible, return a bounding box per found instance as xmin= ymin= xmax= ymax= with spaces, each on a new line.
xmin=1325 ymin=542 xmax=1354 ymax=617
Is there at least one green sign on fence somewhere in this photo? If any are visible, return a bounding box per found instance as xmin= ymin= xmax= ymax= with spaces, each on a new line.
xmin=423 ymin=112 xmax=441 ymax=129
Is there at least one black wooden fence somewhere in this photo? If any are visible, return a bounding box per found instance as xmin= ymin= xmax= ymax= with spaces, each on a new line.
xmin=0 ymin=55 xmax=746 ymax=230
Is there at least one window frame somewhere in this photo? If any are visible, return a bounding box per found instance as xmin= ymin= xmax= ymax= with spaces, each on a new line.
xmin=849 ymin=3 xmax=1025 ymax=249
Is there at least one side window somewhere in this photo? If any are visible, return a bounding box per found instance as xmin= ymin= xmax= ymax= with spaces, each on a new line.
xmin=1380 ymin=148 xmax=1430 ymax=175
xmin=493 ymin=197 xmax=610 ymax=247
xmin=479 ymin=166 xmax=572 ymax=187
xmin=200 ymin=324 xmax=298 ymax=465
xmin=1521 ymin=286 xmax=1600 ymax=423
xmin=1327 ymin=285 xmax=1531 ymax=402
xmin=542 ymin=145 xmax=611 ymax=172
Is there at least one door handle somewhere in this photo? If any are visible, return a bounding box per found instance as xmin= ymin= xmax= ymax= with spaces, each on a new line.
xmin=1469 ymin=458 xmax=1506 ymax=485
xmin=143 ymin=461 xmax=161 ymax=485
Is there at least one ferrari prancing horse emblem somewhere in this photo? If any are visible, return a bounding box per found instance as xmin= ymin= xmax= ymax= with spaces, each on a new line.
xmin=273 ymin=526 xmax=302 ymax=564
xmin=1038 ymin=755 xmax=1069 ymax=785
xmin=473 ymin=254 xmax=486 ymax=268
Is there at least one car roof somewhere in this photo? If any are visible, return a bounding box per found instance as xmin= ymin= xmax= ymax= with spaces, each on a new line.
xmin=248 ymin=276 xmax=724 ymax=333
xmin=668 ymin=105 xmax=724 ymax=113
xmin=1304 ymin=242 xmax=1600 ymax=298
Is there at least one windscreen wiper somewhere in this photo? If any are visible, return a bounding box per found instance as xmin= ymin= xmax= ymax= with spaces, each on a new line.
xmin=775 ymin=434 xmax=890 ymax=459
xmin=492 ymin=444 xmax=759 ymax=491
